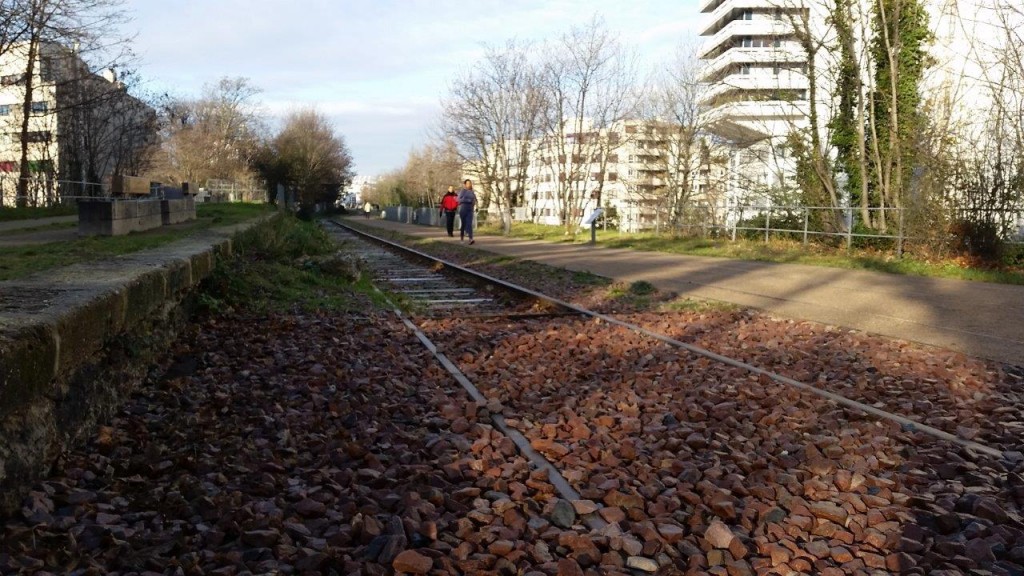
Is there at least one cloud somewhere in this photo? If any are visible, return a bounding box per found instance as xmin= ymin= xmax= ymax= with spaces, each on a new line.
xmin=263 ymin=99 xmax=424 ymax=118
xmin=122 ymin=0 xmax=703 ymax=176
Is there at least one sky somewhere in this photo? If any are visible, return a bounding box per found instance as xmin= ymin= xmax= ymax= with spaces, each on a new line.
xmin=121 ymin=0 xmax=702 ymax=178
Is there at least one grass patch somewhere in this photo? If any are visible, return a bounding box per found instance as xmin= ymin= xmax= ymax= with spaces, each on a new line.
xmin=0 ymin=202 xmax=273 ymax=281
xmin=196 ymin=202 xmax=271 ymax=224
xmin=482 ymin=221 xmax=1024 ymax=285
xmin=661 ymin=297 xmax=739 ymax=314
xmin=200 ymin=215 xmax=378 ymax=314
xmin=0 ymin=221 xmax=76 ymax=236
xmin=0 ymin=203 xmax=78 ymax=222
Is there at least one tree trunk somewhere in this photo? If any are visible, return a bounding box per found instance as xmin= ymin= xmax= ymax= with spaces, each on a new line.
xmin=16 ymin=36 xmax=38 ymax=207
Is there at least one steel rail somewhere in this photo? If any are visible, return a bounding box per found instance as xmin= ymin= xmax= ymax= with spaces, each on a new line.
xmin=331 ymin=220 xmax=1006 ymax=460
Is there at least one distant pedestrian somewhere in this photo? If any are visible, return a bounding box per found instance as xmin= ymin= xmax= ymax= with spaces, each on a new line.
xmin=439 ymin=186 xmax=459 ymax=237
xmin=457 ymin=179 xmax=477 ymax=244
xmin=363 ymin=201 xmax=372 ymax=218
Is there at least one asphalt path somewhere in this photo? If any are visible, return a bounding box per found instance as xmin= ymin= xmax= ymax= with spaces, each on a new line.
xmin=353 ymin=216 xmax=1024 ymax=368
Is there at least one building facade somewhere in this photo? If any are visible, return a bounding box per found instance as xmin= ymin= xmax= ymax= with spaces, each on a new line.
xmin=0 ymin=42 xmax=154 ymax=206
xmin=478 ymin=119 xmax=727 ymax=233
xmin=697 ymin=0 xmax=811 ymax=204
xmin=698 ymin=0 xmax=1022 ymax=205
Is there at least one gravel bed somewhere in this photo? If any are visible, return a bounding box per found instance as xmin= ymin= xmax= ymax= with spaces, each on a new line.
xmin=421 ymin=314 xmax=1024 ymax=575
xmin=3 ymin=309 xmax=657 ymax=576
xmin=404 ymin=235 xmax=1023 ymax=452
xmin=619 ymin=310 xmax=1024 ymax=452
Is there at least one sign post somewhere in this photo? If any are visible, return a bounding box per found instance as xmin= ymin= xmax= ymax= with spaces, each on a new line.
xmin=581 ymin=208 xmax=603 ymax=245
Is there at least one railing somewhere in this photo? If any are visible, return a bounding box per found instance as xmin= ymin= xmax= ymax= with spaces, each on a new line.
xmin=678 ymin=204 xmax=1024 ymax=255
xmin=376 ymin=202 xmax=1024 ymax=255
xmin=0 ymin=175 xmax=109 ymax=207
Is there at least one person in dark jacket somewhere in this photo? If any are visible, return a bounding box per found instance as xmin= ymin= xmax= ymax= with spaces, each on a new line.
xmin=457 ymin=179 xmax=477 ymax=244
xmin=439 ymin=186 xmax=459 ymax=237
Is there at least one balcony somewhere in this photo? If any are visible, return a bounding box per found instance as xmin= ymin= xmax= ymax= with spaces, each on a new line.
xmin=699 ymin=19 xmax=793 ymax=59
xmin=703 ymin=99 xmax=810 ymax=123
xmin=699 ymin=72 xmax=809 ymax=105
xmin=699 ymin=0 xmax=799 ymax=36
xmin=699 ymin=46 xmax=807 ymax=82
xmin=699 ymin=0 xmax=730 ymax=13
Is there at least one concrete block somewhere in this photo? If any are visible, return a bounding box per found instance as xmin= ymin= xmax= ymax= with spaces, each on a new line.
xmin=161 ymin=197 xmax=196 ymax=225
xmin=78 ymin=199 xmax=165 ymax=236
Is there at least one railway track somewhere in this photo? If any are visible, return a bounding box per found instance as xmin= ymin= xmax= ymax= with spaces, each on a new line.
xmin=329 ymin=219 xmax=1024 ymax=575
xmin=329 ymin=220 xmax=1015 ymax=460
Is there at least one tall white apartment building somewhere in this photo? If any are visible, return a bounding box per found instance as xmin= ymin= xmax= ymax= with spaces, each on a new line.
xmin=698 ymin=0 xmax=1022 ymax=203
xmin=697 ymin=0 xmax=812 ymax=201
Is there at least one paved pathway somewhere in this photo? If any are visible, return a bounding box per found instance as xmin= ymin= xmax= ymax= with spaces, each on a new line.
xmin=0 ymin=215 xmax=76 ymax=233
xmin=0 ymin=216 xmax=77 ymax=247
xmin=352 ymin=217 xmax=1024 ymax=367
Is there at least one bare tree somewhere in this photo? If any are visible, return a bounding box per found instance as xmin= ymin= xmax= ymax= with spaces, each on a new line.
xmin=442 ymin=39 xmax=546 ymax=233
xmin=643 ymin=43 xmax=729 ymax=233
xmin=402 ymin=139 xmax=462 ymax=208
xmin=149 ymin=77 xmax=265 ymax=189
xmin=57 ymin=66 xmax=156 ymax=195
xmin=272 ymin=107 xmax=354 ymax=213
xmin=538 ymin=16 xmax=640 ymax=233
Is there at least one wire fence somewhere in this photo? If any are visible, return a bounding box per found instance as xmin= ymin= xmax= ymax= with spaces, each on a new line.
xmin=0 ymin=175 xmax=269 ymax=207
xmin=375 ymin=200 xmax=1024 ymax=257
xmin=667 ymin=204 xmax=1024 ymax=255
xmin=0 ymin=174 xmax=110 ymax=207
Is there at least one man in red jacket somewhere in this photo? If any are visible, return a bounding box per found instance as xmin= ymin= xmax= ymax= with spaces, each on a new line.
xmin=439 ymin=185 xmax=459 ymax=237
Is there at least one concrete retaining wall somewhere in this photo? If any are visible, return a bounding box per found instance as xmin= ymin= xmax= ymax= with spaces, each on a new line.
xmin=78 ymin=199 xmax=165 ymax=236
xmin=0 ymin=213 xmax=277 ymax=514
xmin=162 ymin=197 xmax=197 ymax=225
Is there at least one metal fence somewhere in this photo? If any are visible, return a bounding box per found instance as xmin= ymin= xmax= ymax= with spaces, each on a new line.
xmin=379 ymin=202 xmax=1024 ymax=256
xmin=0 ymin=174 xmax=109 ymax=207
xmin=672 ymin=204 xmax=1024 ymax=255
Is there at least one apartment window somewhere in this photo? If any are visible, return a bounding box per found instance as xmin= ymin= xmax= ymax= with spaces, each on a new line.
xmin=30 ymin=101 xmax=48 ymax=114
xmin=773 ymin=65 xmax=781 ymax=76
xmin=607 ymin=154 xmax=618 ymax=163
xmin=741 ymin=36 xmax=752 ymax=48
xmin=774 ymin=8 xmax=782 ymax=20
xmin=740 ymin=9 xmax=753 ymax=20
xmin=0 ymin=161 xmax=15 ymax=172
xmin=774 ymin=38 xmax=782 ymax=48
xmin=39 ymin=57 xmax=54 ymax=82
xmin=1 ymin=74 xmax=24 ymax=86
xmin=608 ymin=173 xmax=618 ymax=181
xmin=740 ymin=64 xmax=751 ymax=75
xmin=0 ymin=105 xmax=10 ymax=116
xmin=25 ymin=130 xmax=51 ymax=143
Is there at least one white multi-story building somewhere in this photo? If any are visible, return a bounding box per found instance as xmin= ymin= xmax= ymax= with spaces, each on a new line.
xmin=697 ymin=0 xmax=811 ymax=202
xmin=0 ymin=42 xmax=154 ymax=205
xmin=698 ymin=0 xmax=1023 ymax=203
xmin=478 ymin=119 xmax=727 ymax=233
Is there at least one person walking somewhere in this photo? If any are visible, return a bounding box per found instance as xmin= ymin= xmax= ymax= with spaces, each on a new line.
xmin=439 ymin=186 xmax=459 ymax=237
xmin=457 ymin=179 xmax=477 ymax=244
xmin=363 ymin=201 xmax=373 ymax=219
